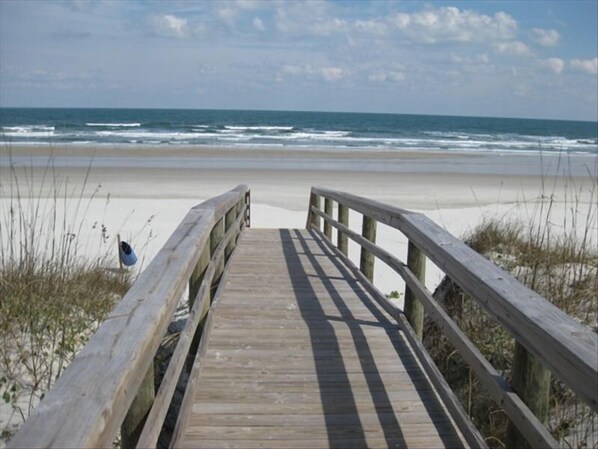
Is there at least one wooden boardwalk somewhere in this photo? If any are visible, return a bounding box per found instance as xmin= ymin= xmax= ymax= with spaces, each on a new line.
xmin=10 ymin=186 xmax=595 ymax=449
xmin=173 ymin=229 xmax=468 ymax=449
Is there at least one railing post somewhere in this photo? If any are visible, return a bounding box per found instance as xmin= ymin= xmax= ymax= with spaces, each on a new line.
xmin=235 ymin=199 xmax=243 ymax=243
xmin=245 ymin=191 xmax=251 ymax=228
xmin=338 ymin=204 xmax=349 ymax=256
xmin=307 ymin=192 xmax=321 ymax=230
xmin=324 ymin=198 xmax=333 ymax=239
xmin=225 ymin=205 xmax=237 ymax=261
xmin=121 ymin=362 xmax=155 ymax=448
xmin=404 ymin=241 xmax=426 ymax=340
xmin=189 ymin=246 xmax=209 ymax=309
xmin=188 ymin=216 xmax=224 ymax=372
xmin=506 ymin=343 xmax=551 ymax=448
xmin=359 ymin=215 xmax=376 ymax=281
xmin=210 ymin=217 xmax=225 ymax=298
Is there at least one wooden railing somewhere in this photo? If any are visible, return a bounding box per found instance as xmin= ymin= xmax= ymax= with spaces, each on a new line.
xmin=8 ymin=185 xmax=250 ymax=449
xmin=307 ymin=186 xmax=598 ymax=449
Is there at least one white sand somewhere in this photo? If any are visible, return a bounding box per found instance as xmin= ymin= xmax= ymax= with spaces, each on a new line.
xmin=2 ymin=144 xmax=595 ymax=295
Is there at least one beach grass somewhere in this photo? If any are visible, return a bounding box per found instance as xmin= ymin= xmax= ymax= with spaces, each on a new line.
xmin=423 ymin=159 xmax=598 ymax=448
xmin=0 ymin=155 xmax=131 ymax=441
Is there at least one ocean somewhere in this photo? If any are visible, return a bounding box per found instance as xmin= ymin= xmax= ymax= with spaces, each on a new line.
xmin=1 ymin=108 xmax=597 ymax=156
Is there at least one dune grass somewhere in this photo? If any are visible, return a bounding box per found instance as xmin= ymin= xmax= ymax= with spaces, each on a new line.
xmin=0 ymin=156 xmax=132 ymax=441
xmin=423 ymin=157 xmax=598 ymax=448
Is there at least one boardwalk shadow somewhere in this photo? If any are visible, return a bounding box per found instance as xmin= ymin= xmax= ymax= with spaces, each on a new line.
xmin=280 ymin=228 xmax=465 ymax=449
xmin=280 ymin=229 xmax=407 ymax=448
xmin=306 ymin=229 xmax=467 ymax=449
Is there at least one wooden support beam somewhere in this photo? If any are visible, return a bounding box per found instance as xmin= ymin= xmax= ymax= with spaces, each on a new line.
xmin=337 ymin=204 xmax=349 ymax=256
xmin=324 ymin=198 xmax=333 ymax=239
xmin=506 ymin=342 xmax=551 ymax=448
xmin=210 ymin=217 xmax=225 ymax=296
xmin=359 ymin=215 xmax=376 ymax=282
xmin=121 ymin=362 xmax=154 ymax=449
xmin=189 ymin=246 xmax=209 ymax=310
xmin=307 ymin=192 xmax=321 ymax=229
xmin=404 ymin=241 xmax=426 ymax=340
xmin=224 ymin=205 xmax=237 ymax=261
xmin=244 ymin=190 xmax=251 ymax=228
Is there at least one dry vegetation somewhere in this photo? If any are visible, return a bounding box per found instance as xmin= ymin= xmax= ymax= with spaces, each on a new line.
xmin=424 ymin=167 xmax=598 ymax=448
xmin=0 ymin=160 xmax=131 ymax=441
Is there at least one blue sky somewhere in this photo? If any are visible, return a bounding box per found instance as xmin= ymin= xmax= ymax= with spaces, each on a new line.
xmin=1 ymin=0 xmax=597 ymax=121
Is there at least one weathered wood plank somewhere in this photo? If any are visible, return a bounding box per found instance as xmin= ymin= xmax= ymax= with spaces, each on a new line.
xmin=306 ymin=192 xmax=320 ymax=229
xmin=193 ymin=387 xmax=437 ymax=409
xmin=121 ymin=363 xmax=154 ymax=449
xmin=179 ymin=438 xmax=457 ymax=449
xmin=170 ymin=229 xmax=246 ymax=449
xmin=506 ymin=342 xmax=552 ymax=449
xmin=359 ymin=215 xmax=377 ymax=281
xmin=338 ymin=203 xmax=349 ymax=255
xmin=191 ymin=411 xmax=454 ymax=426
xmin=175 ymin=229 xmax=469 ymax=449
xmin=404 ymin=241 xmax=425 ymax=340
xmin=324 ymin=197 xmax=333 ymax=239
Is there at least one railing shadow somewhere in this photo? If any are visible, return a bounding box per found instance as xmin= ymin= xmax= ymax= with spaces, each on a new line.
xmin=280 ymin=228 xmax=406 ymax=448
xmin=282 ymin=228 xmax=465 ymax=448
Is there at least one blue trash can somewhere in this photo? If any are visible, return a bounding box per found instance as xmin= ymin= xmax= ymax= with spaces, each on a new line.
xmin=119 ymin=240 xmax=137 ymax=266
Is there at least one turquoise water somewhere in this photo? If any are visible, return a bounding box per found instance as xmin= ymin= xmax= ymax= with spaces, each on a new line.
xmin=1 ymin=108 xmax=597 ymax=155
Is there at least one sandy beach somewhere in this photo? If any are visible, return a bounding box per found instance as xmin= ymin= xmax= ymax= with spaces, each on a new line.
xmin=2 ymin=144 xmax=596 ymax=297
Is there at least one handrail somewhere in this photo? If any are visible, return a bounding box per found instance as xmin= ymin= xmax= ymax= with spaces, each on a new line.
xmin=136 ymin=205 xmax=247 ymax=448
xmin=8 ymin=185 xmax=250 ymax=449
xmin=307 ymin=186 xmax=597 ymax=448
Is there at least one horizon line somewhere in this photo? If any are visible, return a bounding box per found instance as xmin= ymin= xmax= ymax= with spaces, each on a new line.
xmin=1 ymin=105 xmax=597 ymax=124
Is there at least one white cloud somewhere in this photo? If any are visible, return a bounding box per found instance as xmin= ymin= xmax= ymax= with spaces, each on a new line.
xmin=570 ymin=57 xmax=598 ymax=75
xmin=539 ymin=58 xmax=564 ymax=74
xmin=218 ymin=8 xmax=237 ymax=27
xmin=321 ymin=67 xmax=344 ymax=81
xmin=531 ymin=28 xmax=560 ymax=47
xmin=451 ymin=53 xmax=490 ymax=64
xmin=253 ymin=17 xmax=265 ymax=31
xmin=388 ymin=7 xmax=517 ymax=44
xmin=148 ymin=14 xmax=188 ymax=38
xmin=281 ymin=64 xmax=345 ymax=82
xmin=275 ymin=2 xmax=330 ymax=35
xmin=496 ymin=41 xmax=531 ymax=56
xmin=355 ymin=19 xmax=388 ymax=35
xmin=368 ymin=70 xmax=405 ymax=83
xmin=311 ymin=18 xmax=350 ymax=36
xmin=194 ymin=23 xmax=208 ymax=35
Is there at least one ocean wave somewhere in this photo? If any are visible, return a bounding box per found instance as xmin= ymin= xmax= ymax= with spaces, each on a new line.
xmin=73 ymin=130 xmax=598 ymax=153
xmin=94 ymin=130 xmax=197 ymax=140
xmin=2 ymin=125 xmax=55 ymax=132
xmin=1 ymin=125 xmax=55 ymax=138
xmin=86 ymin=123 xmax=142 ymax=127
xmin=1 ymin=121 xmax=595 ymax=156
xmin=225 ymin=125 xmax=294 ymax=131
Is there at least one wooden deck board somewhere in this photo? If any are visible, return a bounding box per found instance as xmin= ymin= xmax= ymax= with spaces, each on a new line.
xmin=175 ymin=229 xmax=468 ymax=449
